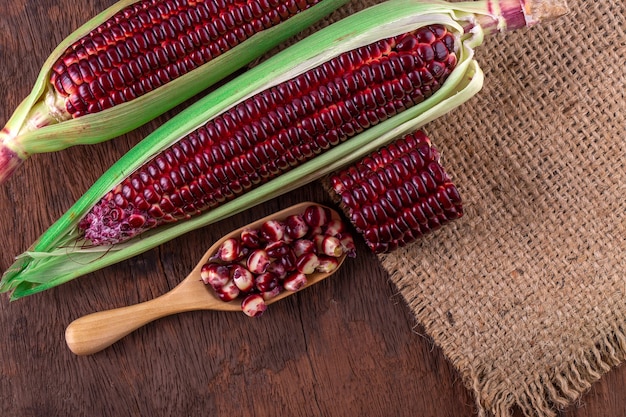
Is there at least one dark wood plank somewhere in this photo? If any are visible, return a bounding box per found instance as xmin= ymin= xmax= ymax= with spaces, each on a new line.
xmin=0 ymin=1 xmax=623 ymax=416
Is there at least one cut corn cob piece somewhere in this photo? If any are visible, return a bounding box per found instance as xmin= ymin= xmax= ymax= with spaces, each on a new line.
xmin=0 ymin=0 xmax=349 ymax=184
xmin=0 ymin=0 xmax=568 ymax=299
xmin=324 ymin=130 xmax=462 ymax=253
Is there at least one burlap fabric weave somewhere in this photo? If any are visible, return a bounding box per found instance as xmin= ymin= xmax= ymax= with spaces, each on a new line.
xmin=311 ymin=0 xmax=626 ymax=415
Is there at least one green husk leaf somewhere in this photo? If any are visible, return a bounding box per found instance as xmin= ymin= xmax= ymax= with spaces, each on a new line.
xmin=1 ymin=0 xmax=557 ymax=299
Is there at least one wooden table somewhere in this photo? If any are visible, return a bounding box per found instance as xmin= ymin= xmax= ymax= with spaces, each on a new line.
xmin=0 ymin=1 xmax=624 ymax=416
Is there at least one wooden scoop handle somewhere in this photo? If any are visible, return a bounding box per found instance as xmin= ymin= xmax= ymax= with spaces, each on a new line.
xmin=65 ymin=295 xmax=183 ymax=355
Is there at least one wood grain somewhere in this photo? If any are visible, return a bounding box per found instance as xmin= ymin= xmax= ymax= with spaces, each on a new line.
xmin=0 ymin=1 xmax=624 ymax=416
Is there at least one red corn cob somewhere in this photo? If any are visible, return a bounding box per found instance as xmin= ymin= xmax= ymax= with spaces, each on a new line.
xmin=48 ymin=0 xmax=325 ymax=120
xmin=325 ymin=131 xmax=463 ymax=253
xmin=78 ymin=25 xmax=459 ymax=245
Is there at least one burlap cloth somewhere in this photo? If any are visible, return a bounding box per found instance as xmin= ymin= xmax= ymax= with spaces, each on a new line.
xmin=309 ymin=0 xmax=625 ymax=415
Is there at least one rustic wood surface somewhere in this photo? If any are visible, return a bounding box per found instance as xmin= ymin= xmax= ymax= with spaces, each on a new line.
xmin=0 ymin=1 xmax=624 ymax=416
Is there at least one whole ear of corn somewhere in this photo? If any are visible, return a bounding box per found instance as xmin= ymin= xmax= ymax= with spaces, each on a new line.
xmin=0 ymin=0 xmax=350 ymax=184
xmin=0 ymin=0 xmax=568 ymax=299
xmin=79 ymin=22 xmax=462 ymax=246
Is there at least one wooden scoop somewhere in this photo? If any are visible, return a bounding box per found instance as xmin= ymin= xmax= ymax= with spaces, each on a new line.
xmin=65 ymin=202 xmax=347 ymax=356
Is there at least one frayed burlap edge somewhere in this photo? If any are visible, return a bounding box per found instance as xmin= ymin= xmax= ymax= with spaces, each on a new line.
xmin=381 ymin=258 xmax=626 ymax=417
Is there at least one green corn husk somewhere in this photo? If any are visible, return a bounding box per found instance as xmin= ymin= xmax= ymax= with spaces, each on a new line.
xmin=1 ymin=0 xmax=568 ymax=299
xmin=0 ymin=0 xmax=350 ymax=183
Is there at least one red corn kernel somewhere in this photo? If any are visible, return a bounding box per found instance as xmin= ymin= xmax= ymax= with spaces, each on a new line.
xmin=255 ymin=271 xmax=279 ymax=292
xmin=215 ymin=237 xmax=242 ymax=262
xmin=296 ymin=252 xmax=320 ymax=274
xmin=261 ymin=286 xmax=282 ymax=301
xmin=338 ymin=233 xmax=356 ymax=257
xmin=231 ymin=265 xmax=255 ymax=293
xmin=316 ymin=256 xmax=340 ymax=273
xmin=200 ymin=262 xmax=230 ymax=288
xmin=276 ymin=249 xmax=297 ymax=272
xmin=261 ymin=219 xmax=286 ymax=241
xmin=292 ymin=238 xmax=316 ymax=257
xmin=311 ymin=233 xmax=325 ymax=253
xmin=215 ymin=279 xmax=240 ymax=301
xmin=247 ymin=248 xmax=271 ymax=274
xmin=323 ymin=218 xmax=346 ymax=236
xmin=285 ymin=214 xmax=309 ymax=239
xmin=303 ymin=204 xmax=330 ymax=228
xmin=321 ymin=235 xmax=343 ymax=257
xmin=240 ymin=228 xmax=262 ymax=248
xmin=265 ymin=240 xmax=290 ymax=258
xmin=283 ymin=272 xmax=308 ymax=292
xmin=267 ymin=260 xmax=288 ymax=280
xmin=241 ymin=294 xmax=267 ymax=317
